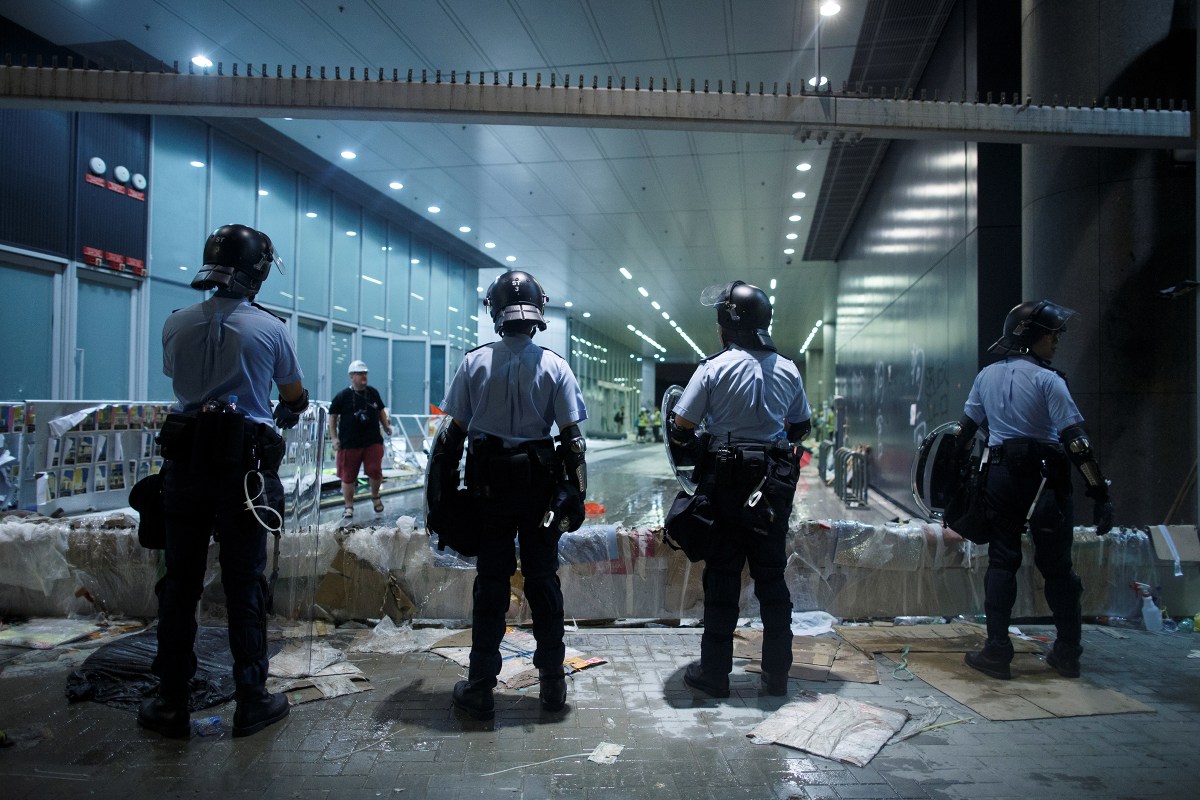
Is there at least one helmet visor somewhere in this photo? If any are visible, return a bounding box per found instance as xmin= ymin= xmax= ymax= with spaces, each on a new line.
xmin=700 ymin=282 xmax=735 ymax=307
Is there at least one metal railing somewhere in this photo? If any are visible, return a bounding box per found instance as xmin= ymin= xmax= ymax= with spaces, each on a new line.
xmin=833 ymin=447 xmax=869 ymax=508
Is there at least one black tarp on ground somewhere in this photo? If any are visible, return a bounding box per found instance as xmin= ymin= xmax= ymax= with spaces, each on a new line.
xmin=65 ymin=625 xmax=282 ymax=711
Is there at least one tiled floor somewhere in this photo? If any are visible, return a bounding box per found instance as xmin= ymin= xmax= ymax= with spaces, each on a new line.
xmin=2 ymin=440 xmax=1198 ymax=799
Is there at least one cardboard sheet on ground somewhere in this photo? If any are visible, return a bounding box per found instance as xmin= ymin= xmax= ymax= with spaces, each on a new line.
xmin=431 ymin=628 xmax=603 ymax=687
xmin=748 ymin=690 xmax=908 ymax=767
xmin=736 ymin=631 xmax=879 ymax=683
xmin=834 ymin=623 xmax=1042 ymax=655
xmin=899 ymin=652 xmax=1155 ymax=720
xmin=269 ymin=663 xmax=373 ymax=705
xmin=0 ymin=617 xmax=104 ymax=649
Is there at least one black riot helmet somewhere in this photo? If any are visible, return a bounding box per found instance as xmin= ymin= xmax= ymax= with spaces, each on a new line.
xmin=191 ymin=224 xmax=282 ymax=296
xmin=701 ymin=280 xmax=776 ymax=351
xmin=988 ymin=300 xmax=1077 ymax=355
xmin=484 ymin=270 xmax=548 ymax=334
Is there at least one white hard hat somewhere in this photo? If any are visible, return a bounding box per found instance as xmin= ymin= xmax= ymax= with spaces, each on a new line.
xmin=348 ymin=360 xmax=368 ymax=373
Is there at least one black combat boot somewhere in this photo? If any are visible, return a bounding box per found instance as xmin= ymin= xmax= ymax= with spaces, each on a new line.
xmin=682 ymin=662 xmax=730 ymax=698
xmin=539 ymin=667 xmax=567 ymax=712
xmin=964 ymin=639 xmax=1014 ymax=680
xmin=137 ymin=683 xmax=190 ymax=739
xmin=232 ymin=686 xmax=290 ymax=737
xmin=759 ymin=670 xmax=789 ymax=697
xmin=1044 ymin=640 xmax=1081 ymax=678
xmin=452 ymin=678 xmax=496 ymax=721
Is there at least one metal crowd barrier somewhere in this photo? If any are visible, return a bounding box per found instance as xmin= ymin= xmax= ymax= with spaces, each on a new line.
xmin=817 ymin=439 xmax=835 ymax=484
xmin=834 ymin=447 xmax=869 ymax=508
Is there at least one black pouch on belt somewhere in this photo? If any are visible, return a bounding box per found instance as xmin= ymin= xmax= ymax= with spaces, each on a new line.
xmin=191 ymin=411 xmax=246 ymax=470
xmin=156 ymin=413 xmax=196 ymax=462
xmin=485 ymin=450 xmax=531 ymax=496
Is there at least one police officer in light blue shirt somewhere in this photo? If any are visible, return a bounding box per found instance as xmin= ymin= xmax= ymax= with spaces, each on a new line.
xmin=669 ymin=280 xmax=811 ymax=699
xmin=959 ymin=300 xmax=1114 ymax=682
xmin=437 ymin=270 xmax=587 ymax=721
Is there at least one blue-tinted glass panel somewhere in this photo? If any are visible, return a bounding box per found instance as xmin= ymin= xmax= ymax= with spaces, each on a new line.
xmin=76 ymin=279 xmax=131 ymax=399
xmin=360 ymin=212 xmax=387 ymax=330
xmin=258 ymin=157 xmax=297 ymax=310
xmin=296 ymin=319 xmax=323 ymax=402
xmin=386 ymin=224 xmax=409 ymax=334
xmin=210 ymin=134 xmax=256 ymax=231
xmin=297 ymin=181 xmax=330 ymax=316
xmin=429 ymin=248 xmax=449 ymax=340
xmin=361 ymin=336 xmax=389 ymax=407
xmin=0 ymin=262 xmax=54 ymax=400
xmin=429 ymin=343 xmax=446 ymax=411
xmin=408 ymin=238 xmax=431 ymax=336
xmin=330 ymin=197 xmax=360 ymax=323
xmin=147 ymin=279 xmax=203 ymax=401
xmin=331 ymin=326 xmax=354 ymax=387
xmin=391 ymin=339 xmax=427 ymax=415
xmin=150 ymin=117 xmax=208 ymax=286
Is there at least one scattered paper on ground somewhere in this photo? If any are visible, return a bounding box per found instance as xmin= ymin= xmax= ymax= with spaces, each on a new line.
xmin=900 ymin=652 xmax=1155 ymax=721
xmin=834 ymin=623 xmax=1041 ymax=655
xmin=431 ymin=628 xmax=602 ymax=688
xmin=270 ymin=663 xmax=373 ymax=705
xmin=0 ymin=618 xmax=103 ymax=649
xmin=791 ymin=611 xmax=838 ymax=636
xmin=737 ymin=631 xmax=879 ymax=684
xmin=588 ymin=742 xmax=624 ymax=764
xmin=270 ymin=641 xmax=345 ymax=678
xmin=748 ymin=690 xmax=908 ymax=767
xmin=278 ymin=621 xmax=336 ymax=639
xmin=348 ymin=618 xmax=462 ymax=654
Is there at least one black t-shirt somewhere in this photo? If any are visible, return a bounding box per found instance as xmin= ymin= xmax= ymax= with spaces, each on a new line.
xmin=330 ymin=385 xmax=386 ymax=448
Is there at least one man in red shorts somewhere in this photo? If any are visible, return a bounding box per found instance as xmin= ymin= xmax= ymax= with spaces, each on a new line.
xmin=329 ymin=360 xmax=392 ymax=518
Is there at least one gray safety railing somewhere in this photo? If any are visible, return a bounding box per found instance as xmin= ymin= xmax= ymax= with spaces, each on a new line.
xmin=834 ymin=447 xmax=869 ymax=508
xmin=817 ymin=439 xmax=835 ymax=484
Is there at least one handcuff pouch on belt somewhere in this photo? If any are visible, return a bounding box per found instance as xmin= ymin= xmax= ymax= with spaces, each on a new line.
xmin=465 ymin=435 xmax=555 ymax=501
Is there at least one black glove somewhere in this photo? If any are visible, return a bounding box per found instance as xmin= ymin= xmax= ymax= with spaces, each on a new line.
xmin=272 ymin=402 xmax=301 ymax=430
xmin=546 ymin=483 xmax=585 ymax=535
xmin=1085 ymin=484 xmax=1114 ymax=535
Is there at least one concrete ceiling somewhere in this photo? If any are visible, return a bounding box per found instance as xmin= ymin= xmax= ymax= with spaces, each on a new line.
xmin=0 ymin=0 xmax=947 ymax=361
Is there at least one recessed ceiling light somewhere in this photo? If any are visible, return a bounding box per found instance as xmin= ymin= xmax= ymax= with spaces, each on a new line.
xmin=820 ymin=1 xmax=842 ymax=16
xmin=484 ymin=242 xmax=496 ymax=249
xmin=189 ymin=160 xmax=205 ymax=168
xmin=428 ymin=206 xmax=441 ymax=213
xmin=807 ymin=76 xmax=829 ymax=88
xmin=796 ymin=162 xmax=812 ymax=171
xmin=770 ymin=278 xmax=777 ymax=289
xmin=769 ymin=295 xmax=776 ymax=305
xmin=792 ymin=191 xmax=806 ymax=199
xmin=191 ymin=55 xmax=213 ymax=68
xmin=789 ymin=214 xmax=801 ymax=222
xmin=583 ymin=312 xmax=591 ymax=318
xmin=506 ymin=255 xmax=517 ymax=262
xmin=305 ymin=211 xmax=317 ymax=218
xmin=179 ymin=265 xmax=188 ymax=270
xmin=637 ymin=287 xmax=649 ymax=297
xmin=786 ymin=233 xmax=798 ymax=240
xmin=784 ymin=248 xmax=795 ymax=255
xmin=651 ymin=301 xmax=661 ymax=310
xmin=258 ymin=189 xmax=269 ymax=196
xmin=619 ymin=267 xmax=632 ymax=279
xmin=341 ymin=150 xmax=357 ymax=160
xmin=565 ymin=301 xmax=574 ymax=308
xmin=661 ymin=311 xmax=669 ymax=319
xmin=389 ymin=181 xmax=403 ymax=190
xmin=459 ymin=226 xmax=471 ymax=233
xmin=346 ymin=230 xmax=357 ymax=236
xmin=411 ymin=258 xmax=420 ymax=265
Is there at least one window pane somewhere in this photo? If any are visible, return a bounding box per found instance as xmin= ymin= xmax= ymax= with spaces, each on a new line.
xmin=360 ymin=212 xmax=386 ymax=329
xmin=296 ymin=318 xmax=323 ymax=402
xmin=330 ymin=197 xmax=360 ymax=323
xmin=0 ymin=261 xmax=54 ymax=400
xmin=391 ymin=339 xmax=426 ymax=415
xmin=361 ymin=336 xmax=389 ymax=407
xmin=386 ymin=224 xmax=409 ymax=334
xmin=258 ymin=157 xmax=297 ymax=310
xmin=210 ymin=134 xmax=256 ymax=231
xmin=331 ymin=326 xmax=354 ymax=386
xmin=429 ymin=248 xmax=449 ymax=340
xmin=297 ymin=181 xmax=330 ymax=316
xmin=408 ymin=238 xmax=430 ymax=336
xmin=150 ymin=117 xmax=209 ymax=287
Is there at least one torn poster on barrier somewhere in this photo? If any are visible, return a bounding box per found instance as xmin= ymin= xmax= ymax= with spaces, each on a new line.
xmin=748 ymin=690 xmax=908 ymax=767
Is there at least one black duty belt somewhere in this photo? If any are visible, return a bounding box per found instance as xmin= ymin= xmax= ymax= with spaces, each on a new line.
xmin=988 ymin=438 xmax=1064 ymax=466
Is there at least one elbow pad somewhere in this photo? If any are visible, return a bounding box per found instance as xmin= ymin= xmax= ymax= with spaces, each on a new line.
xmin=1060 ymin=424 xmax=1109 ymax=499
xmin=787 ymin=419 xmax=811 ymax=443
xmin=557 ymin=424 xmax=587 ymax=497
xmin=667 ymin=413 xmax=698 ymax=467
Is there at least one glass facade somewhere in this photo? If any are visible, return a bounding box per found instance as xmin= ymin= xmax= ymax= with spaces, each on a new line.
xmin=567 ymin=321 xmax=643 ymax=439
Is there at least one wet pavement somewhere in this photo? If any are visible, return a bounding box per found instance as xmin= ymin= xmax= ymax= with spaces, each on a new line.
xmin=3 ymin=440 xmax=1198 ymax=799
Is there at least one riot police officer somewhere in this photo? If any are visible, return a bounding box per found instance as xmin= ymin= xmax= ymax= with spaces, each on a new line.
xmin=668 ymin=280 xmax=811 ymax=697
xmin=960 ymin=300 xmax=1114 ymax=681
xmin=138 ymin=224 xmax=309 ymax=738
xmin=433 ymin=270 xmax=588 ymax=720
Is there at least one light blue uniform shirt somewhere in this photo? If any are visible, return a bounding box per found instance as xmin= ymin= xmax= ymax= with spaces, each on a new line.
xmin=963 ymin=356 xmax=1084 ymax=447
xmin=674 ymin=345 xmax=811 ymax=444
xmin=441 ymin=334 xmax=587 ymax=445
xmin=163 ymin=295 xmax=303 ymax=425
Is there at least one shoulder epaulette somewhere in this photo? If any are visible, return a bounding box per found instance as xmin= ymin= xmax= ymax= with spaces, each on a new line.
xmin=465 ymin=343 xmax=488 ymax=354
xmin=698 ymin=344 xmax=733 ymax=365
xmin=540 ymin=346 xmax=567 ymax=360
xmin=249 ymin=301 xmax=287 ymax=323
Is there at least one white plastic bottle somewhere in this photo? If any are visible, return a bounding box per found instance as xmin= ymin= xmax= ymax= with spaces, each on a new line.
xmin=1134 ymin=583 xmax=1163 ymax=631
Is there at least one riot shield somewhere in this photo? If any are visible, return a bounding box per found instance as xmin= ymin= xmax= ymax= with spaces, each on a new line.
xmin=910 ymin=420 xmax=983 ymax=520
xmin=661 ymin=384 xmax=704 ymax=495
